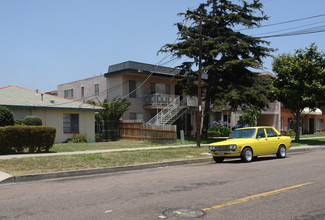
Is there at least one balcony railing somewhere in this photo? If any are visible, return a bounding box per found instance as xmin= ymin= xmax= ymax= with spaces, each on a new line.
xmin=144 ymin=94 xmax=179 ymax=106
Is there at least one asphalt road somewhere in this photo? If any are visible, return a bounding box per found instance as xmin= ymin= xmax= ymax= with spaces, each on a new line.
xmin=0 ymin=150 xmax=324 ymax=220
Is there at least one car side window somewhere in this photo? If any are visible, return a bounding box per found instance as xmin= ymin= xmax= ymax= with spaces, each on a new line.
xmin=256 ymin=128 xmax=266 ymax=138
xmin=266 ymin=128 xmax=277 ymax=137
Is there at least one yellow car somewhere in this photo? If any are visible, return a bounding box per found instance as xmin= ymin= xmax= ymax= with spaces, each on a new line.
xmin=209 ymin=126 xmax=292 ymax=163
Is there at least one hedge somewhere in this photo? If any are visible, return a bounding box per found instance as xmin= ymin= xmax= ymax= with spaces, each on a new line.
xmin=0 ymin=126 xmax=56 ymax=154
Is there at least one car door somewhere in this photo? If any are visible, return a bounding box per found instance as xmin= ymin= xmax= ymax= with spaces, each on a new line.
xmin=254 ymin=128 xmax=269 ymax=155
xmin=265 ymin=128 xmax=279 ymax=153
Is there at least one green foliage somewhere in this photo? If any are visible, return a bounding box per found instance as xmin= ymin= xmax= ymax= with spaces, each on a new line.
xmin=272 ymin=43 xmax=325 ymax=140
xmin=208 ymin=125 xmax=231 ymax=137
xmin=0 ymin=106 xmax=15 ymax=127
xmin=24 ymin=115 xmax=43 ymax=126
xmin=89 ymin=97 xmax=131 ymax=142
xmin=15 ymin=119 xmax=26 ymax=125
xmin=240 ymin=105 xmax=262 ymax=127
xmin=160 ymin=0 xmax=274 ymax=133
xmin=89 ymin=96 xmax=131 ymax=122
xmin=66 ymin=134 xmax=88 ymax=143
xmin=0 ymin=126 xmax=56 ymax=154
xmin=281 ymin=130 xmax=296 ymax=137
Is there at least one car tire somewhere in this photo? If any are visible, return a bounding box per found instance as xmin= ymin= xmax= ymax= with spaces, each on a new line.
xmin=276 ymin=145 xmax=286 ymax=158
xmin=241 ymin=148 xmax=253 ymax=163
xmin=213 ymin=157 xmax=224 ymax=163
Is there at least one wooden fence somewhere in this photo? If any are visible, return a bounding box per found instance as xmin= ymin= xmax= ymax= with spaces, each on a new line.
xmin=120 ymin=120 xmax=177 ymax=144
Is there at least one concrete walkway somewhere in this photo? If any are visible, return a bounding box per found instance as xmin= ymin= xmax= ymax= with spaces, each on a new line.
xmin=1 ymin=144 xmax=324 ymax=184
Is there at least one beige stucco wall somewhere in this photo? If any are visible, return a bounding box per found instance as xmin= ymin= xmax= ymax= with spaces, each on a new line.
xmin=12 ymin=109 xmax=96 ymax=143
xmin=58 ymin=75 xmax=107 ymax=103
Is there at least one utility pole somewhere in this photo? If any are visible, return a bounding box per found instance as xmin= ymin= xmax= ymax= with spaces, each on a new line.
xmin=197 ymin=9 xmax=203 ymax=148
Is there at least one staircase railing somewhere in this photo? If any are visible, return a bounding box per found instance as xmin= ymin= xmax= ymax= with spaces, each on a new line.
xmin=146 ymin=96 xmax=187 ymax=125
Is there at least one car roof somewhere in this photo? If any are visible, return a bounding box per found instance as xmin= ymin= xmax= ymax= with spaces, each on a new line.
xmin=236 ymin=126 xmax=275 ymax=130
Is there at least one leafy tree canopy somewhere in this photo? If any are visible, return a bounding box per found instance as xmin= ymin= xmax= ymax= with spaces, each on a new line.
xmin=88 ymin=97 xmax=132 ymax=122
xmin=160 ymin=0 xmax=274 ymax=135
xmin=160 ymin=0 xmax=274 ymax=110
xmin=272 ymin=43 xmax=325 ymax=140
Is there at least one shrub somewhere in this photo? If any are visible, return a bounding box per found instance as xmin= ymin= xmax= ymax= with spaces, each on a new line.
xmin=0 ymin=126 xmax=56 ymax=154
xmin=281 ymin=130 xmax=296 ymax=136
xmin=15 ymin=119 xmax=26 ymax=125
xmin=67 ymin=134 xmax=88 ymax=143
xmin=208 ymin=123 xmax=232 ymax=137
xmin=24 ymin=115 xmax=42 ymax=126
xmin=0 ymin=106 xmax=14 ymax=127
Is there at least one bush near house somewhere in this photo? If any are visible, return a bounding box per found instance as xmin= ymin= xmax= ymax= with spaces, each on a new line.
xmin=24 ymin=115 xmax=42 ymax=126
xmin=207 ymin=121 xmax=232 ymax=137
xmin=0 ymin=126 xmax=56 ymax=154
xmin=0 ymin=106 xmax=15 ymax=126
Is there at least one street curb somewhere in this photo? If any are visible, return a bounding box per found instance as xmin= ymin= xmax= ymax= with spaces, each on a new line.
xmin=0 ymin=158 xmax=211 ymax=184
xmin=1 ymin=145 xmax=324 ymax=184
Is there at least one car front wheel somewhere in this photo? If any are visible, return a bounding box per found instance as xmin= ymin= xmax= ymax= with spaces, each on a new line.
xmin=276 ymin=145 xmax=286 ymax=158
xmin=241 ymin=148 xmax=253 ymax=162
xmin=213 ymin=157 xmax=224 ymax=163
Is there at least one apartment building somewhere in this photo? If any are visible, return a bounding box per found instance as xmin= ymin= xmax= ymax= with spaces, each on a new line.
xmin=57 ymin=61 xmax=282 ymax=136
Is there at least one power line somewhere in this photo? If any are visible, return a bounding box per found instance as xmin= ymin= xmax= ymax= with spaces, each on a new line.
xmin=237 ymin=13 xmax=325 ymax=31
xmin=258 ymin=24 xmax=325 ymax=39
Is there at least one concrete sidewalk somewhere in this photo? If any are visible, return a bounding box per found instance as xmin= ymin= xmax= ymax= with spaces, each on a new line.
xmin=1 ymin=145 xmax=324 ymax=184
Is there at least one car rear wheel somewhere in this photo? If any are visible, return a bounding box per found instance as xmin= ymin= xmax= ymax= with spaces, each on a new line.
xmin=213 ymin=157 xmax=224 ymax=163
xmin=241 ymin=148 xmax=253 ymax=162
xmin=276 ymin=145 xmax=286 ymax=158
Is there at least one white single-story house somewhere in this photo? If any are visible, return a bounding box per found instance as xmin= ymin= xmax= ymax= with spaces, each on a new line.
xmin=0 ymin=85 xmax=104 ymax=143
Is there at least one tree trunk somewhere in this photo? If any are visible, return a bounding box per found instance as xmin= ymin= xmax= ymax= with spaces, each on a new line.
xmin=294 ymin=113 xmax=301 ymax=141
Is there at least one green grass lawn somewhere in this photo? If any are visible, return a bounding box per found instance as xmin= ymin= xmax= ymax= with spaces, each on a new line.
xmin=0 ymin=146 xmax=210 ymax=176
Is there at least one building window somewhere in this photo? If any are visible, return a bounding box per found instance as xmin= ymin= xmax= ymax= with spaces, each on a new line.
xmin=281 ymin=117 xmax=284 ymax=130
xmin=129 ymin=80 xmax=142 ymax=98
xmin=81 ymin=87 xmax=84 ymax=98
xmin=317 ymin=119 xmax=323 ymax=130
xmin=130 ymin=113 xmax=144 ymax=121
xmin=64 ymin=89 xmax=73 ymax=99
xmin=150 ymin=83 xmax=170 ymax=94
xmin=63 ymin=114 xmax=79 ymax=133
xmin=95 ymin=84 xmax=99 ymax=96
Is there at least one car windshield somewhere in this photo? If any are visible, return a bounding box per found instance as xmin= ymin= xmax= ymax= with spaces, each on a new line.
xmin=228 ymin=128 xmax=257 ymax=139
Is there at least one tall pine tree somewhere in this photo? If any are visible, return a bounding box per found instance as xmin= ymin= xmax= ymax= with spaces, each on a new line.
xmin=160 ymin=0 xmax=274 ymax=135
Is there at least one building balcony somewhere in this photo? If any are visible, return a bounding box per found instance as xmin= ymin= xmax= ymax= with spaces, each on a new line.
xmin=144 ymin=94 xmax=180 ymax=108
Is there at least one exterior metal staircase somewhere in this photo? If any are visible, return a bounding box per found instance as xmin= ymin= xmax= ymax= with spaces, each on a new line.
xmin=146 ymin=96 xmax=187 ymax=125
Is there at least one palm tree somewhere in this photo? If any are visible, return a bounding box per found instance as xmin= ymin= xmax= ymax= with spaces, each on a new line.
xmin=89 ymin=97 xmax=131 ymax=141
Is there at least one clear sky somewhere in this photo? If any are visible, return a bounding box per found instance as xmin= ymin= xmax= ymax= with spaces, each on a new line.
xmin=1 ymin=0 xmax=325 ymax=92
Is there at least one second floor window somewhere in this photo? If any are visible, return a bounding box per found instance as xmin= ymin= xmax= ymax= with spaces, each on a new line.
xmin=95 ymin=84 xmax=99 ymax=96
xmin=129 ymin=80 xmax=142 ymax=98
xmin=64 ymin=89 xmax=73 ymax=99
xmin=81 ymin=87 xmax=84 ymax=98
xmin=150 ymin=83 xmax=170 ymax=94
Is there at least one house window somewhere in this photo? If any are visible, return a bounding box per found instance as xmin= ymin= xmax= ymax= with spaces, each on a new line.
xmin=281 ymin=117 xmax=284 ymax=130
xmin=130 ymin=113 xmax=144 ymax=121
xmin=317 ymin=119 xmax=323 ymax=130
xmin=81 ymin=87 xmax=84 ymax=98
xmin=64 ymin=89 xmax=73 ymax=99
xmin=63 ymin=114 xmax=79 ymax=133
xmin=150 ymin=83 xmax=170 ymax=94
xmin=95 ymin=84 xmax=99 ymax=96
xmin=129 ymin=80 xmax=142 ymax=98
